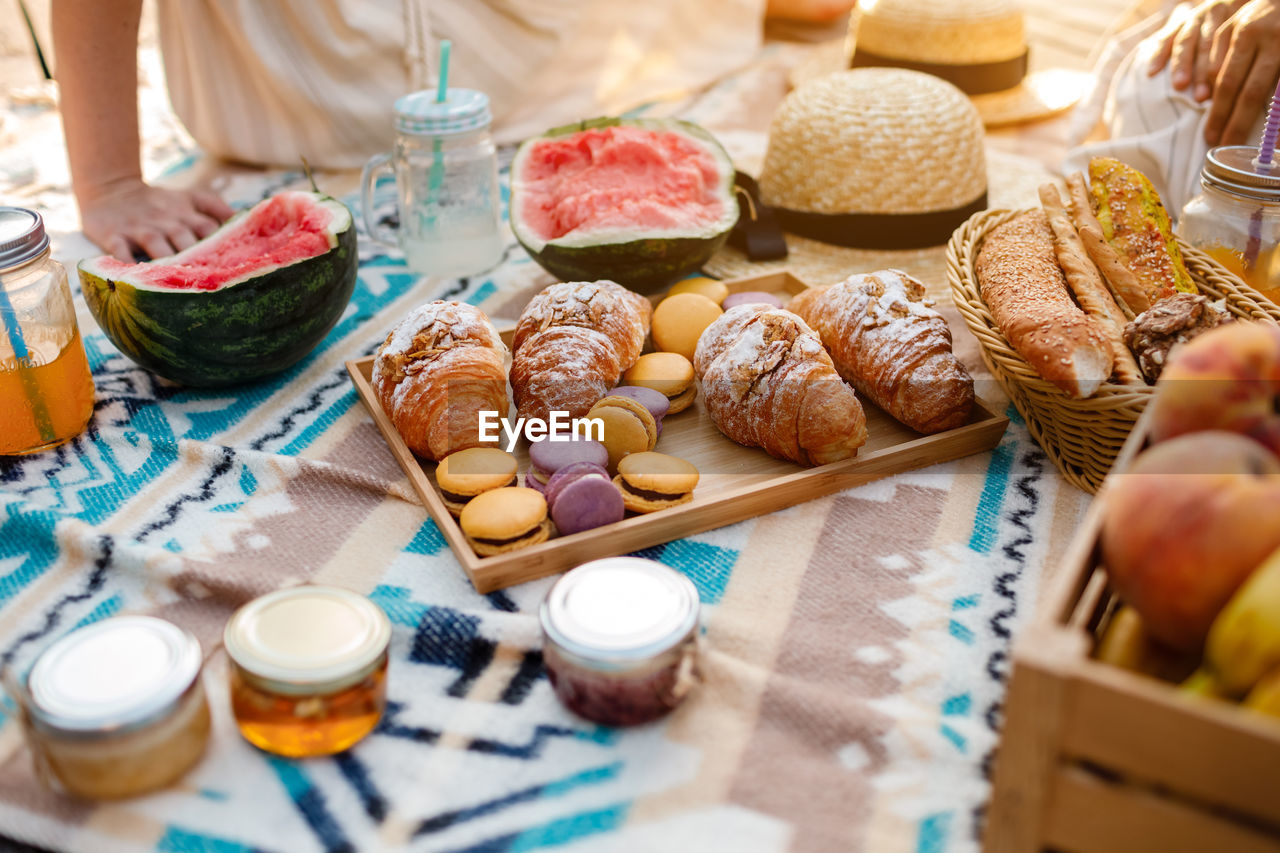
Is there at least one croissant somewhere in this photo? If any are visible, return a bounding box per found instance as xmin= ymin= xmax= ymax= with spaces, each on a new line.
xmin=788 ymin=270 xmax=975 ymax=434
xmin=372 ymin=300 xmax=509 ymax=461
xmin=511 ymin=281 xmax=652 ymax=422
xmin=694 ymin=304 xmax=867 ymax=466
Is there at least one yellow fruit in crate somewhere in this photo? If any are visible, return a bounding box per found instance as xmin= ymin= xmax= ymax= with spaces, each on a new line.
xmin=1244 ymin=668 xmax=1280 ymax=717
xmin=1096 ymin=605 xmax=1198 ymax=682
xmin=1195 ymin=545 xmax=1280 ymax=697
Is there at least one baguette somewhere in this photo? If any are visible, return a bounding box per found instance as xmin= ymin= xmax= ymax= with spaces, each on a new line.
xmin=1039 ymin=182 xmax=1144 ymax=385
xmin=1066 ymin=172 xmax=1151 ymax=316
xmin=976 ymin=211 xmax=1114 ymax=399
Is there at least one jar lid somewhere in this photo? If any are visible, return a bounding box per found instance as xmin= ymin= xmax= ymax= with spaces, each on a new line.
xmin=26 ymin=616 xmax=203 ymax=737
xmin=1203 ymin=146 xmax=1280 ymax=200
xmin=540 ymin=558 xmax=700 ymax=671
xmin=0 ymin=207 xmax=49 ymax=272
xmin=394 ymin=88 xmax=492 ymax=136
xmin=224 ymin=585 xmax=391 ymax=696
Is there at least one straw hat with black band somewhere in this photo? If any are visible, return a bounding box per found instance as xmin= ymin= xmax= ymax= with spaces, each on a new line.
xmin=791 ymin=0 xmax=1090 ymax=127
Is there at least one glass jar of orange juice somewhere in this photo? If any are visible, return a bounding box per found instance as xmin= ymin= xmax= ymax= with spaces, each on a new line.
xmin=0 ymin=207 xmax=95 ymax=455
xmin=1179 ymin=146 xmax=1280 ymax=303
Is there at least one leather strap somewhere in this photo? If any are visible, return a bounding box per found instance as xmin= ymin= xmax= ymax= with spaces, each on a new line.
xmin=728 ymin=171 xmax=789 ymax=261
xmin=850 ymin=48 xmax=1029 ymax=96
xmin=774 ymin=193 xmax=988 ymax=250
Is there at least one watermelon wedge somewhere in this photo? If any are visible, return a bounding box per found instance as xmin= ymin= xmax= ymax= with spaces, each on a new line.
xmin=80 ymin=191 xmax=357 ymax=387
xmin=510 ymin=117 xmax=739 ymax=293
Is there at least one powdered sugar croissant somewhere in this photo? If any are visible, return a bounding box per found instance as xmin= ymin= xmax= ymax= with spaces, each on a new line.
xmin=372 ymin=300 xmax=509 ymax=461
xmin=789 ymin=270 xmax=974 ymax=434
xmin=694 ymin=304 xmax=867 ymax=466
xmin=511 ymin=280 xmax=652 ymax=421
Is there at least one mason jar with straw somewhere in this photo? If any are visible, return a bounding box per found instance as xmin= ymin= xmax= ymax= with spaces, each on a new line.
xmin=0 ymin=207 xmax=95 ymax=456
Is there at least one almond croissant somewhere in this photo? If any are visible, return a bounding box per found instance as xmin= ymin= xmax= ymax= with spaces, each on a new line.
xmin=694 ymin=304 xmax=867 ymax=466
xmin=789 ymin=269 xmax=974 ymax=434
xmin=372 ymin=300 xmax=509 ymax=461
xmin=511 ymin=280 xmax=652 ymax=421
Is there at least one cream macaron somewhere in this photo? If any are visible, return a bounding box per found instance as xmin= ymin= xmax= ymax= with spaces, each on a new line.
xmin=622 ymin=352 xmax=697 ymax=414
xmin=436 ymin=448 xmax=519 ymax=517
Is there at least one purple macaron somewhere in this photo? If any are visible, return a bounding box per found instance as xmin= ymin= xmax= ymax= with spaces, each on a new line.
xmin=528 ymin=434 xmax=609 ymax=487
xmin=607 ymin=385 xmax=669 ymax=435
xmin=723 ymin=291 xmax=784 ymax=310
xmin=544 ymin=462 xmax=624 ymax=535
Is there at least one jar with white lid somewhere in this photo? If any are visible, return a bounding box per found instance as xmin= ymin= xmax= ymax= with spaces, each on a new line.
xmin=1179 ymin=145 xmax=1280 ymax=303
xmin=14 ymin=615 xmax=209 ymax=799
xmin=540 ymin=557 xmax=701 ymax=726
xmin=224 ymin=585 xmax=392 ymax=757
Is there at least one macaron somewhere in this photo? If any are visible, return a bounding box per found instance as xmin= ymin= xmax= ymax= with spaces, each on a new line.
xmin=667 ymin=276 xmax=729 ymax=305
xmin=614 ymin=452 xmax=700 ymax=513
xmin=544 ymin=462 xmax=624 ymax=535
xmin=722 ymin=291 xmax=784 ymax=310
xmin=459 ymin=487 xmax=551 ymax=556
xmin=435 ymin=448 xmax=519 ymax=517
xmin=586 ymin=395 xmax=658 ymax=470
xmin=606 ymin=385 xmax=670 ymax=434
xmin=651 ymin=293 xmax=724 ymax=361
xmin=622 ymin=352 xmax=697 ymax=415
xmin=527 ymin=433 xmax=610 ymax=488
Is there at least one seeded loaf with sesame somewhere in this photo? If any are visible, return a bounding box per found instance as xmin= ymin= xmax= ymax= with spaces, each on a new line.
xmin=975 ymin=211 xmax=1114 ymax=399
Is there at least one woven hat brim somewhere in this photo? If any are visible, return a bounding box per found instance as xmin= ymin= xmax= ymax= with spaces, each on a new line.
xmin=790 ymin=40 xmax=1090 ymax=127
xmin=704 ymin=146 xmax=1054 ymax=297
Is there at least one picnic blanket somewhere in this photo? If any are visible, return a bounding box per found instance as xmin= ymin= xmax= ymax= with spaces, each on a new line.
xmin=0 ymin=41 xmax=1094 ymax=853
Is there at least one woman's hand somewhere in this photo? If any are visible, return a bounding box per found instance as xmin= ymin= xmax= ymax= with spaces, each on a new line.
xmin=1148 ymin=0 xmax=1247 ymax=101
xmin=80 ymin=179 xmax=234 ymax=261
xmin=1204 ymin=0 xmax=1280 ymax=144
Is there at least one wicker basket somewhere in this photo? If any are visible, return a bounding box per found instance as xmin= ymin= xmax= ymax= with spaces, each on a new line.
xmin=947 ymin=208 xmax=1280 ymax=493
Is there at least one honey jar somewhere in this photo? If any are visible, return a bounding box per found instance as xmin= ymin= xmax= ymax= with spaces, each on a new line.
xmin=17 ymin=616 xmax=209 ymax=799
xmin=540 ymin=557 xmax=701 ymax=726
xmin=223 ymin=585 xmax=391 ymax=757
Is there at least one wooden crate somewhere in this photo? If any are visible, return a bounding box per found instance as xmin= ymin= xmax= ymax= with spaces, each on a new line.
xmin=985 ymin=413 xmax=1280 ymax=853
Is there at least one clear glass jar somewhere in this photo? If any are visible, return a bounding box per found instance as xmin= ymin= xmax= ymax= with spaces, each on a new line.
xmin=361 ymin=88 xmax=504 ymax=278
xmin=0 ymin=207 xmax=95 ymax=455
xmin=1179 ymin=145 xmax=1280 ymax=303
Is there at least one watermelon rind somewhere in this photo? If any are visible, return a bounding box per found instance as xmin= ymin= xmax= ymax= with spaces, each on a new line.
xmin=79 ymin=192 xmax=357 ymax=388
xmin=510 ymin=117 xmax=739 ymax=293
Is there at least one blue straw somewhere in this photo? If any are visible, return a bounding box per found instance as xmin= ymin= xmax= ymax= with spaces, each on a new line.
xmin=0 ymin=286 xmax=55 ymax=446
xmin=425 ymin=40 xmax=451 ymax=229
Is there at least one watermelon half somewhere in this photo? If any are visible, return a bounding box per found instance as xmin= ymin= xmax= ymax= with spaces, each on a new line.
xmin=510 ymin=117 xmax=739 ymax=294
xmin=79 ymin=191 xmax=357 ymax=387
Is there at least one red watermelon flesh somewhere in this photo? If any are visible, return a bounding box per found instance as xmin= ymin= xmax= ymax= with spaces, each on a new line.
xmin=518 ymin=125 xmax=728 ymax=242
xmin=91 ymin=192 xmax=338 ymax=292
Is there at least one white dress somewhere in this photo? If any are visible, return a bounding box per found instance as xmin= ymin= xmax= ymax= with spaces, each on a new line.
xmin=156 ymin=0 xmax=766 ymax=168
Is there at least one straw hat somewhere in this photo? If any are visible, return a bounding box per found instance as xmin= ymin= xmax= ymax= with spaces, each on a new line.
xmin=706 ymin=69 xmax=1054 ymax=294
xmin=791 ymin=0 xmax=1090 ymax=127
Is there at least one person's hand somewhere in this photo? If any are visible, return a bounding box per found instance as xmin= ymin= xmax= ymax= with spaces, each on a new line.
xmin=1147 ymin=0 xmax=1247 ymax=101
xmin=79 ymin=179 xmax=234 ymax=261
xmin=1205 ymin=0 xmax=1280 ymax=144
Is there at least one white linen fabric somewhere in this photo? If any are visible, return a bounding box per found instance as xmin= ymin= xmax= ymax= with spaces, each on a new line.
xmin=156 ymin=0 xmax=767 ymax=168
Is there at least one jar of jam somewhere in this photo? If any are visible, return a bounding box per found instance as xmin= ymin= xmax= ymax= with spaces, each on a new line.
xmin=16 ymin=616 xmax=209 ymax=799
xmin=224 ymin=585 xmax=391 ymax=757
xmin=1179 ymin=145 xmax=1280 ymax=303
xmin=540 ymin=557 xmax=700 ymax=726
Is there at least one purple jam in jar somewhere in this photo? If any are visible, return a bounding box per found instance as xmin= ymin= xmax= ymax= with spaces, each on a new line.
xmin=540 ymin=557 xmax=700 ymax=726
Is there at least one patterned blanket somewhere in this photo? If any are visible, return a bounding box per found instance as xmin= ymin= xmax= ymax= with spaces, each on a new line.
xmin=0 ymin=43 xmax=1092 ymax=853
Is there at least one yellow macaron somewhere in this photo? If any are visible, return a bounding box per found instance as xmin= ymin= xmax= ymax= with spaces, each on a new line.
xmin=459 ymin=487 xmax=551 ymax=556
xmin=651 ymin=292 xmax=723 ymax=362
xmin=585 ymin=395 xmax=658 ymax=470
xmin=667 ymin=276 xmax=729 ymax=305
xmin=614 ymin=451 xmax=700 ymax=512
xmin=436 ymin=448 xmax=519 ymax=516
xmin=622 ymin=352 xmax=697 ymax=414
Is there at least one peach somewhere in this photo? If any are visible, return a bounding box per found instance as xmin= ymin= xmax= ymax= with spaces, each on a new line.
xmin=1101 ymin=431 xmax=1280 ymax=650
xmin=1150 ymin=322 xmax=1280 ymax=453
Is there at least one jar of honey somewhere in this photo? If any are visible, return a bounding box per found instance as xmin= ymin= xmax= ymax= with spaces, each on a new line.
xmin=16 ymin=616 xmax=210 ymax=799
xmin=0 ymin=207 xmax=95 ymax=455
xmin=223 ymin=585 xmax=391 ymax=757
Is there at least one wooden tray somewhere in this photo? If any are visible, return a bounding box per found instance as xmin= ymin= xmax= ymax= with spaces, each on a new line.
xmin=985 ymin=412 xmax=1280 ymax=853
xmin=348 ymin=272 xmax=1010 ymax=592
